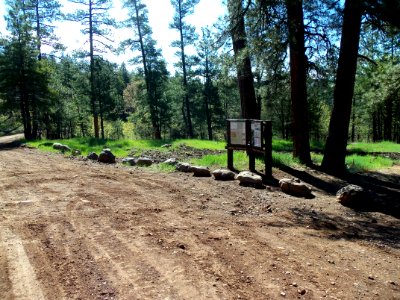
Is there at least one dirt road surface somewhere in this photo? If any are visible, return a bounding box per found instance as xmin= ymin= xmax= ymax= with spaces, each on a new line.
xmin=1 ymin=136 xmax=399 ymax=299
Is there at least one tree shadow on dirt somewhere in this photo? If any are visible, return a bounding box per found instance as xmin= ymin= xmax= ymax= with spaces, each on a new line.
xmin=269 ymin=207 xmax=400 ymax=249
xmin=0 ymin=139 xmax=23 ymax=150
xmin=277 ymin=164 xmax=400 ymax=219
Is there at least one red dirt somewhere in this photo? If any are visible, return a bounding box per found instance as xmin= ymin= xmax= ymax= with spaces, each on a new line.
xmin=0 ymin=135 xmax=399 ymax=299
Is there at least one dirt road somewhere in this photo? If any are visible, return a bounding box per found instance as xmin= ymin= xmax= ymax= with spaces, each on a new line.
xmin=0 ymin=139 xmax=399 ymax=299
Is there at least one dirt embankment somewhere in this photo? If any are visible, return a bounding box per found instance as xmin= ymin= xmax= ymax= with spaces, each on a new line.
xmin=0 ymin=136 xmax=399 ymax=299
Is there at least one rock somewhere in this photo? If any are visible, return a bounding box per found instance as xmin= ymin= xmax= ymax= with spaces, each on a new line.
xmin=98 ymin=149 xmax=116 ymax=164
xmin=87 ymin=152 xmax=98 ymax=161
xmin=279 ymin=178 xmax=313 ymax=198
xmin=176 ymin=162 xmax=192 ymax=172
xmin=236 ymin=171 xmax=263 ymax=187
xmin=164 ymin=158 xmax=178 ymax=165
xmin=212 ymin=168 xmax=236 ymax=181
xmin=191 ymin=166 xmax=211 ymax=177
xmin=122 ymin=157 xmax=136 ymax=166
xmin=336 ymin=184 xmax=366 ymax=207
xmin=161 ymin=144 xmax=172 ymax=148
xmin=136 ymin=157 xmax=153 ymax=167
xmin=72 ymin=149 xmax=81 ymax=156
xmin=52 ymin=142 xmax=63 ymax=150
xmin=52 ymin=143 xmax=71 ymax=152
xmin=298 ymin=289 xmax=306 ymax=295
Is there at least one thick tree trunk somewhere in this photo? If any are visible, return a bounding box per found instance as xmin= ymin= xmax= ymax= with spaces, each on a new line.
xmin=321 ymin=0 xmax=363 ymax=175
xmin=228 ymin=0 xmax=259 ymax=119
xmin=286 ymin=0 xmax=311 ymax=165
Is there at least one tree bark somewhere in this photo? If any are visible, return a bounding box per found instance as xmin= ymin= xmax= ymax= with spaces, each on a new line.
xmin=321 ymin=0 xmax=363 ymax=175
xmin=286 ymin=0 xmax=311 ymax=165
xmin=228 ymin=0 xmax=259 ymax=120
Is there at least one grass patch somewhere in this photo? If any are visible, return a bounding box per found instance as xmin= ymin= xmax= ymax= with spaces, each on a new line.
xmin=272 ymin=152 xmax=300 ymax=168
xmin=27 ymin=137 xmax=226 ymax=156
xmin=27 ymin=137 xmax=173 ymax=157
xmin=345 ymin=154 xmax=396 ymax=172
xmin=272 ymin=139 xmax=293 ymax=152
xmin=311 ymin=153 xmax=324 ymax=165
xmin=172 ymin=139 xmax=226 ymax=150
xmin=190 ymin=151 xmax=302 ymax=170
xmin=150 ymin=162 xmax=177 ymax=173
xmin=348 ymin=141 xmax=400 ymax=153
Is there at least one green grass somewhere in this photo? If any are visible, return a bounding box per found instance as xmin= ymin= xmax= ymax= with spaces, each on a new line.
xmin=272 ymin=152 xmax=300 ymax=168
xmin=348 ymin=141 xmax=400 ymax=153
xmin=26 ymin=137 xmax=399 ymax=172
xmin=311 ymin=152 xmax=397 ymax=172
xmin=345 ymin=154 xmax=397 ymax=172
xmin=172 ymin=139 xmax=226 ymax=150
xmin=27 ymin=137 xmax=226 ymax=157
xmin=190 ymin=152 xmax=250 ymax=170
xmin=189 ymin=151 xmax=302 ymax=170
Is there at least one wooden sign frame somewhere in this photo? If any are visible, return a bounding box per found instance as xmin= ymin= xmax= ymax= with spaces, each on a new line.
xmin=226 ymin=119 xmax=272 ymax=177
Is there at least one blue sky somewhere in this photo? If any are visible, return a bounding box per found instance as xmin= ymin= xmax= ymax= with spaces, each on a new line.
xmin=0 ymin=0 xmax=225 ymax=71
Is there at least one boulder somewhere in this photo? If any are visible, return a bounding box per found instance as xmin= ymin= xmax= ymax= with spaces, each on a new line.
xmin=87 ymin=152 xmax=98 ymax=161
xmin=161 ymin=144 xmax=172 ymax=148
xmin=336 ymin=184 xmax=366 ymax=207
xmin=279 ymin=178 xmax=313 ymax=198
xmin=136 ymin=157 xmax=153 ymax=167
xmin=176 ymin=162 xmax=192 ymax=172
xmin=191 ymin=166 xmax=211 ymax=177
xmin=236 ymin=171 xmax=263 ymax=187
xmin=122 ymin=157 xmax=136 ymax=166
xmin=212 ymin=168 xmax=236 ymax=181
xmin=98 ymin=149 xmax=116 ymax=164
xmin=53 ymin=143 xmax=71 ymax=152
xmin=164 ymin=158 xmax=178 ymax=165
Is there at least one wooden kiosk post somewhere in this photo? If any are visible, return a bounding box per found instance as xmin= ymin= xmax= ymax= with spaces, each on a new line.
xmin=226 ymin=119 xmax=272 ymax=178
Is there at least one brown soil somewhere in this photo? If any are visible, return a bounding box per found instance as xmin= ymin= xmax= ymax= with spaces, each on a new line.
xmin=1 ymin=135 xmax=399 ymax=300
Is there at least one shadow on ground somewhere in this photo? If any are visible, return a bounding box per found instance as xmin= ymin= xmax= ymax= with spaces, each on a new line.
xmin=0 ymin=139 xmax=23 ymax=150
xmin=277 ymin=164 xmax=400 ymax=219
xmin=263 ymin=207 xmax=400 ymax=249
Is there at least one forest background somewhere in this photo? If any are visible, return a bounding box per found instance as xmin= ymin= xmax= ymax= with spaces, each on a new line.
xmin=0 ymin=0 xmax=399 ymax=175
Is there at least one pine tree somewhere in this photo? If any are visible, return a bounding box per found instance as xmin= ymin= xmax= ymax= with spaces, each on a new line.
xmin=122 ymin=0 xmax=169 ymax=139
xmin=0 ymin=0 xmax=50 ymax=140
xmin=286 ymin=0 xmax=311 ymax=165
xmin=68 ymin=0 xmax=114 ymax=138
xmin=170 ymin=0 xmax=200 ymax=138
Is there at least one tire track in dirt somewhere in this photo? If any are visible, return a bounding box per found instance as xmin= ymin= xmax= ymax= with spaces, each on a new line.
xmin=64 ymin=175 xmax=228 ymax=299
xmin=0 ymin=227 xmax=45 ymax=300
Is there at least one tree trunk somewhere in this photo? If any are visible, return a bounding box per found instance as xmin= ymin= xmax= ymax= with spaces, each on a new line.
xmin=89 ymin=0 xmax=99 ymax=138
xmin=321 ymin=0 xmax=363 ymax=175
xmin=383 ymin=96 xmax=393 ymax=140
xmin=228 ymin=0 xmax=259 ymax=119
xmin=178 ymin=0 xmax=194 ymax=137
xmin=286 ymin=0 xmax=311 ymax=165
xmin=204 ymin=56 xmax=213 ymax=140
